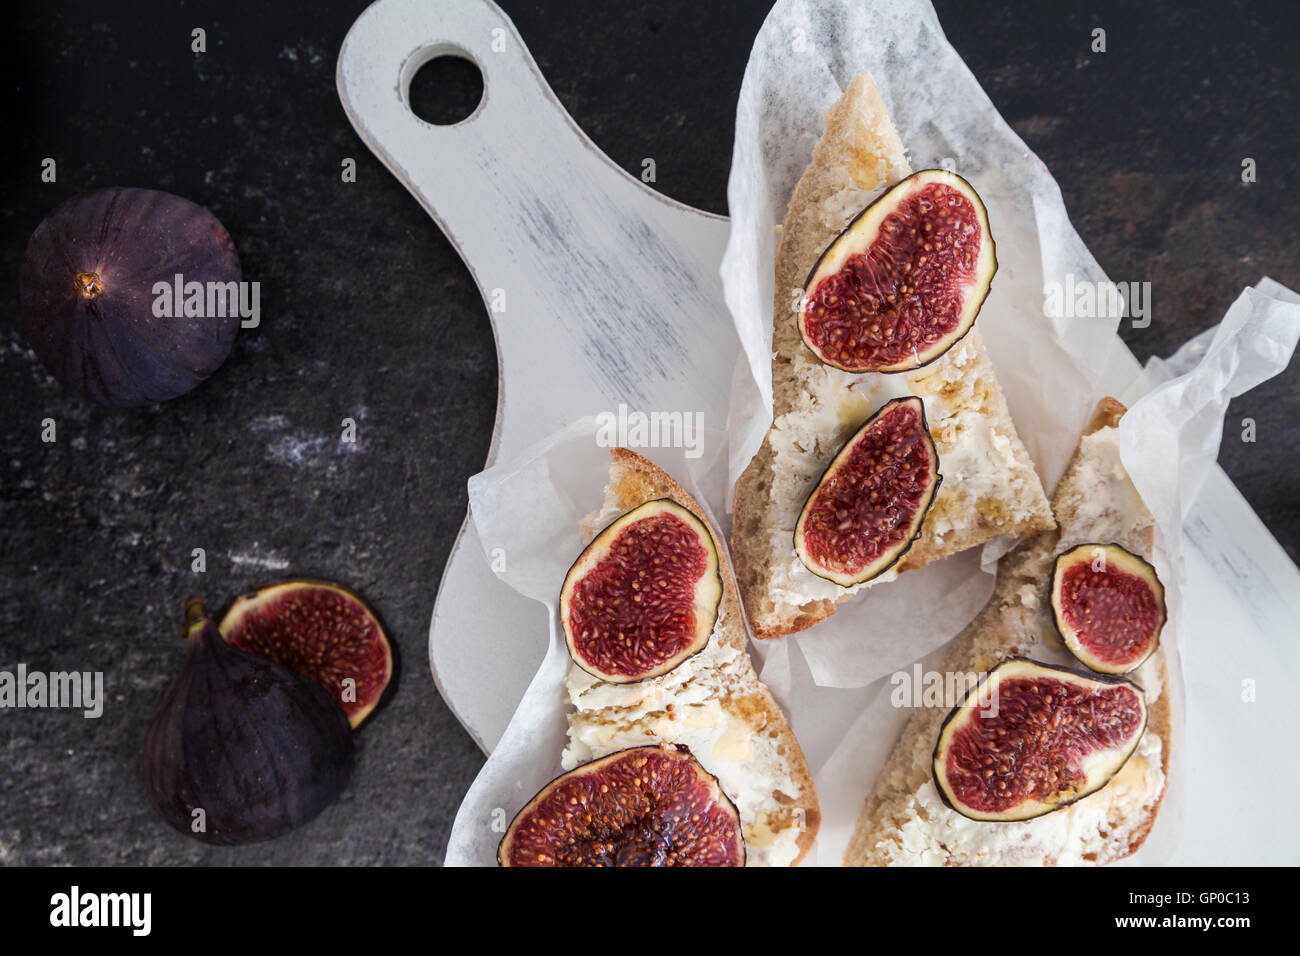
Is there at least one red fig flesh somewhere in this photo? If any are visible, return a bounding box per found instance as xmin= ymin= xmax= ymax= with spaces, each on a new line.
xmin=932 ymin=658 xmax=1147 ymax=822
xmin=794 ymin=396 xmax=940 ymax=586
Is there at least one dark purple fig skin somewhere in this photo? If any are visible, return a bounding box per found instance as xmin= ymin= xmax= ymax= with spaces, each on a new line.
xmin=20 ymin=187 xmax=242 ymax=407
xmin=143 ymin=598 xmax=354 ymax=846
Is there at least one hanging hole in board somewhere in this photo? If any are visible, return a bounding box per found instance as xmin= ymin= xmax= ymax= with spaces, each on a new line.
xmin=405 ymin=49 xmax=484 ymax=126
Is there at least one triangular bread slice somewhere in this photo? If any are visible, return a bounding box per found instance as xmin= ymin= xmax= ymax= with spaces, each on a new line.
xmin=845 ymin=398 xmax=1171 ymax=865
xmin=732 ymin=72 xmax=1055 ymax=639
xmin=561 ymin=448 xmax=820 ymax=865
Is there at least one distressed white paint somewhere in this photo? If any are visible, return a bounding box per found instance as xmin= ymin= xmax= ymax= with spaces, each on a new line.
xmin=339 ymin=0 xmax=1300 ymax=767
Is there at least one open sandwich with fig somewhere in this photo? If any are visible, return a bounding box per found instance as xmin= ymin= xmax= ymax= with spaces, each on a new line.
xmin=846 ymin=398 xmax=1171 ymax=865
xmin=731 ymin=71 xmax=1056 ymax=639
xmin=498 ymin=448 xmax=820 ymax=867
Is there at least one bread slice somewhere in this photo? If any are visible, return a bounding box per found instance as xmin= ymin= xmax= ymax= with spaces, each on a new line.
xmin=732 ymin=72 xmax=1055 ymax=640
xmin=561 ymin=448 xmax=821 ymax=866
xmin=845 ymin=398 xmax=1171 ymax=865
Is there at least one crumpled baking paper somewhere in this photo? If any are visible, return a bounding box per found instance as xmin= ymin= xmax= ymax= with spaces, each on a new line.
xmin=442 ymin=0 xmax=1299 ymax=865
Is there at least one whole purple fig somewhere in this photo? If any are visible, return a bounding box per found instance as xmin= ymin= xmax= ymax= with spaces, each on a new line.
xmin=20 ymin=187 xmax=243 ymax=406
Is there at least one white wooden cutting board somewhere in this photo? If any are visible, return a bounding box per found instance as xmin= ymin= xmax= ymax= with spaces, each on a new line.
xmin=338 ymin=0 xmax=1300 ymax=863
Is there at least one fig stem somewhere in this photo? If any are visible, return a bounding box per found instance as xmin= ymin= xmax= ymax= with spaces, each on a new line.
xmin=75 ymin=271 xmax=104 ymax=300
xmin=182 ymin=596 xmax=208 ymax=640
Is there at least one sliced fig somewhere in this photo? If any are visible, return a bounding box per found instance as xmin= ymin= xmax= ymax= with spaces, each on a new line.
xmin=560 ymin=499 xmax=722 ymax=684
xmin=798 ymin=169 xmax=997 ymax=373
xmin=220 ymin=580 xmax=393 ymax=728
xmin=498 ymin=744 xmax=744 ymax=867
xmin=1050 ymin=543 xmax=1166 ymax=675
xmin=794 ymin=396 xmax=940 ymax=586
xmin=932 ymin=658 xmax=1148 ymax=822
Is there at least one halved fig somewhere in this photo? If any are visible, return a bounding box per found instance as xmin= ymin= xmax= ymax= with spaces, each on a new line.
xmin=794 ymin=396 xmax=940 ymax=586
xmin=1050 ymin=543 xmax=1166 ymax=674
xmin=560 ymin=498 xmax=721 ymax=684
xmin=932 ymin=658 xmax=1148 ymax=822
xmin=220 ymin=579 xmax=393 ymax=728
xmin=498 ymin=744 xmax=744 ymax=867
xmin=798 ymin=168 xmax=997 ymax=373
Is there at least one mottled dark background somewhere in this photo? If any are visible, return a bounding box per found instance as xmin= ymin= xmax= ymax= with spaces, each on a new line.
xmin=2 ymin=0 xmax=1296 ymax=864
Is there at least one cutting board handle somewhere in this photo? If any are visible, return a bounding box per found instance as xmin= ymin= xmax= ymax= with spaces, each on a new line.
xmin=338 ymin=0 xmax=661 ymax=240
xmin=337 ymin=0 xmax=732 ymax=419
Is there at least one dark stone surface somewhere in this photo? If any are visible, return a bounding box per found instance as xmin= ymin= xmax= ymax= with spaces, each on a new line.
xmin=1 ymin=0 xmax=1295 ymax=865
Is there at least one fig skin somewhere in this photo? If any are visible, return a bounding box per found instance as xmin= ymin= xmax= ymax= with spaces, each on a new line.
xmin=219 ymin=579 xmax=394 ymax=728
xmin=20 ymin=187 xmax=242 ymax=407
xmin=143 ymin=597 xmax=354 ymax=846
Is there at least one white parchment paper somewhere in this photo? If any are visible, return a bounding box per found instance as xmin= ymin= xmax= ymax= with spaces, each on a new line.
xmin=443 ymin=0 xmax=1300 ymax=865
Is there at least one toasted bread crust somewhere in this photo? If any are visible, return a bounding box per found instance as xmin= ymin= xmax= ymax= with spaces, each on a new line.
xmin=1085 ymin=396 xmax=1128 ymax=435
